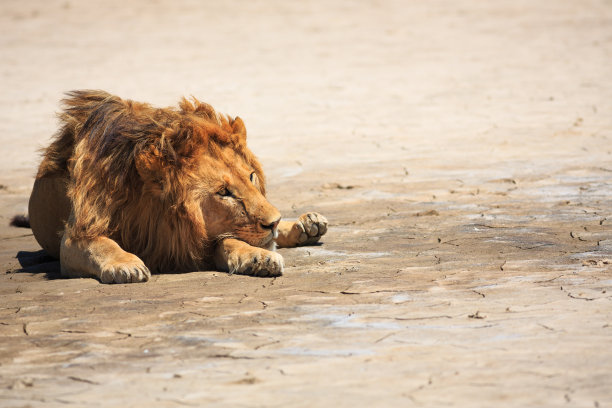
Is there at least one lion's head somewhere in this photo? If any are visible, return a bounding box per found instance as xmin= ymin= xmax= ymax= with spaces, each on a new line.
xmin=194 ymin=148 xmax=281 ymax=251
xmin=59 ymin=91 xmax=281 ymax=273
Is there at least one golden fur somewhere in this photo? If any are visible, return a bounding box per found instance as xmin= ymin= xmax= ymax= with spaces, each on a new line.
xmin=29 ymin=90 xmax=327 ymax=283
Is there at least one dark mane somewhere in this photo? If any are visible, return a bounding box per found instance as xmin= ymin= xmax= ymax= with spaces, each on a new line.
xmin=37 ymin=90 xmax=266 ymax=272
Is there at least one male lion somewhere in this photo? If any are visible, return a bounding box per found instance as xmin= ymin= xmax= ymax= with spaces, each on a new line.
xmin=28 ymin=90 xmax=327 ymax=283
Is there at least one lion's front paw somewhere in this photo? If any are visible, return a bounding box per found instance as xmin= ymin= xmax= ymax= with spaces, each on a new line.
xmin=99 ymin=256 xmax=151 ymax=284
xmin=295 ymin=212 xmax=328 ymax=245
xmin=227 ymin=248 xmax=284 ymax=277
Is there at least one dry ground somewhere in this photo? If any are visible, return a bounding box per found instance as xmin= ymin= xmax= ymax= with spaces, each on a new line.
xmin=1 ymin=1 xmax=611 ymax=407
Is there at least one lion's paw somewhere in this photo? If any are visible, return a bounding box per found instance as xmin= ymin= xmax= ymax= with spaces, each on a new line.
xmin=227 ymin=248 xmax=284 ymax=277
xmin=295 ymin=212 xmax=328 ymax=245
xmin=99 ymin=257 xmax=151 ymax=284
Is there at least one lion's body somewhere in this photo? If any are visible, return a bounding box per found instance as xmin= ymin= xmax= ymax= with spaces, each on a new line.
xmin=28 ymin=176 xmax=70 ymax=258
xmin=29 ymin=91 xmax=327 ymax=283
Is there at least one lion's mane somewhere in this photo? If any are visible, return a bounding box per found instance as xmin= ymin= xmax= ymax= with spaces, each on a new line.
xmin=38 ymin=90 xmax=266 ymax=273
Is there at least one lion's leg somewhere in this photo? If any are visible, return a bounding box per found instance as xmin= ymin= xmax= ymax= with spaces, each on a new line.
xmin=60 ymin=232 xmax=151 ymax=284
xmin=28 ymin=176 xmax=71 ymax=258
xmin=275 ymin=212 xmax=328 ymax=248
xmin=214 ymin=238 xmax=284 ymax=277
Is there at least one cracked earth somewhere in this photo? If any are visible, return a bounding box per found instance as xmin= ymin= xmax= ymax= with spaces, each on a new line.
xmin=1 ymin=0 xmax=611 ymax=406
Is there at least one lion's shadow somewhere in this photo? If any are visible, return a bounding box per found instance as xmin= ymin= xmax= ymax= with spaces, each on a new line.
xmin=14 ymin=243 xmax=326 ymax=280
xmin=15 ymin=250 xmax=62 ymax=279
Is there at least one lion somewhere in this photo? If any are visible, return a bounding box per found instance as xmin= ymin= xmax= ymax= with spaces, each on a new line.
xmin=27 ymin=90 xmax=328 ymax=283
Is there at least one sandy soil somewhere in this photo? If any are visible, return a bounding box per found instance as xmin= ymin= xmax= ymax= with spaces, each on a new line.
xmin=1 ymin=0 xmax=611 ymax=406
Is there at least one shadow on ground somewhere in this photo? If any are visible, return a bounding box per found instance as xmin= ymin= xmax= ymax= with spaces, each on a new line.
xmin=15 ymin=250 xmax=61 ymax=279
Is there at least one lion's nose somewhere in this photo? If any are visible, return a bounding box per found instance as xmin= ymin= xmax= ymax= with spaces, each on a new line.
xmin=260 ymin=216 xmax=280 ymax=231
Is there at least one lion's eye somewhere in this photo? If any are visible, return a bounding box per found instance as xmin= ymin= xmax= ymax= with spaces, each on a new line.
xmin=218 ymin=187 xmax=233 ymax=197
xmin=249 ymin=172 xmax=257 ymax=184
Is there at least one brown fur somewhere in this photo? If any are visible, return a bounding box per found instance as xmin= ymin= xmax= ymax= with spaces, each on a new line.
xmin=30 ymin=90 xmax=328 ymax=282
xmin=38 ymin=90 xmax=268 ymax=273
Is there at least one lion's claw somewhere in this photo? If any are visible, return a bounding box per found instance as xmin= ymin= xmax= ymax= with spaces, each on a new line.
xmin=227 ymin=248 xmax=284 ymax=277
xmin=99 ymin=260 xmax=151 ymax=284
xmin=296 ymin=212 xmax=328 ymax=245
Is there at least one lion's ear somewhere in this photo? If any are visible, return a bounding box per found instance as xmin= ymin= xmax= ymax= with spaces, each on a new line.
xmin=135 ymin=144 xmax=165 ymax=184
xmin=135 ymin=126 xmax=196 ymax=183
xmin=232 ymin=117 xmax=247 ymax=143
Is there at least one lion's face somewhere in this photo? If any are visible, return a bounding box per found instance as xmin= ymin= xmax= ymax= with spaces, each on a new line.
xmin=134 ymin=109 xmax=280 ymax=255
xmin=196 ymin=150 xmax=281 ymax=249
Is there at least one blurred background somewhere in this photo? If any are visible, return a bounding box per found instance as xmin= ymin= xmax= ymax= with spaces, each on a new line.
xmin=2 ymin=0 xmax=609 ymax=189
xmin=1 ymin=2 xmax=611 ymax=406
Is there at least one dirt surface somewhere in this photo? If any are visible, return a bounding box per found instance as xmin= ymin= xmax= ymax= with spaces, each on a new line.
xmin=1 ymin=1 xmax=611 ymax=406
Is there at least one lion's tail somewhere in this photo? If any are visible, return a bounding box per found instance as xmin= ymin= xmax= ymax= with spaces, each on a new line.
xmin=10 ymin=215 xmax=30 ymax=228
